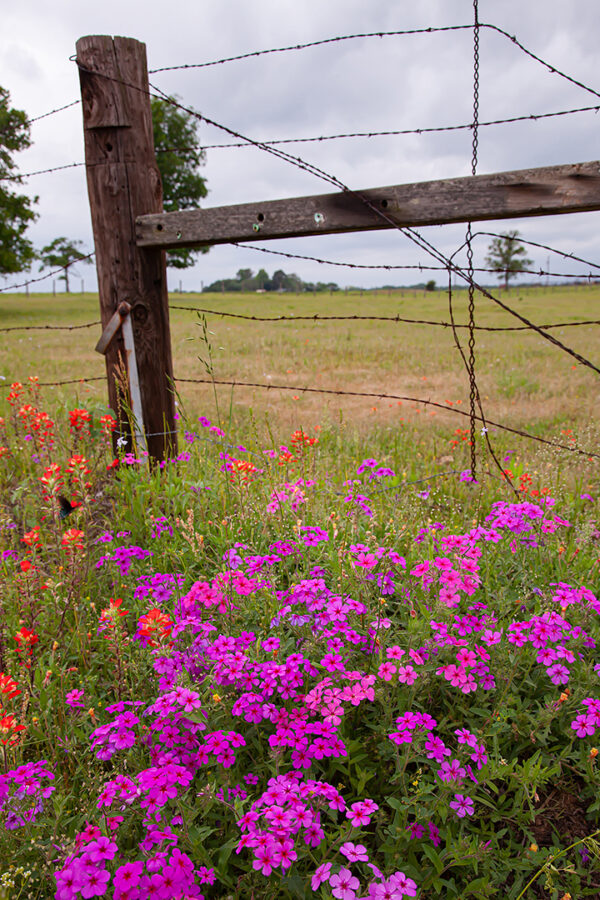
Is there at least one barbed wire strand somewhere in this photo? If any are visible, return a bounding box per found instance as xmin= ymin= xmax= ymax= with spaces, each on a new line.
xmin=229 ymin=240 xmax=600 ymax=279
xmin=173 ymin=376 xmax=600 ymax=459
xmin=1 ymin=373 xmax=594 ymax=461
xmin=27 ymin=99 xmax=81 ymax=125
xmin=148 ymin=26 xmax=476 ymax=73
xmin=147 ymin=23 xmax=600 ymax=107
xmin=1 ymin=371 xmax=594 ymax=457
xmin=473 ymin=231 xmax=600 ymax=272
xmin=9 ymin=102 xmax=600 ymax=184
xmin=1 ymin=376 xmax=104 ymax=389
xmin=169 ymin=305 xmax=600 ymax=332
xmin=0 ymin=321 xmax=100 ymax=333
xmin=0 ymin=253 xmax=95 ymax=295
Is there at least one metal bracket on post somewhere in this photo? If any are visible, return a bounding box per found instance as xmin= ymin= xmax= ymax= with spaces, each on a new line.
xmin=95 ymin=302 xmax=148 ymax=456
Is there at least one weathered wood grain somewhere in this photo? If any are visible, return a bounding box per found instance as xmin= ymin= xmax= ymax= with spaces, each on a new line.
xmin=77 ymin=35 xmax=176 ymax=461
xmin=136 ymin=161 xmax=600 ymax=249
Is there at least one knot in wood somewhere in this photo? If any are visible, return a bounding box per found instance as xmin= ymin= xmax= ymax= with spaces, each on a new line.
xmin=132 ymin=302 xmax=149 ymax=324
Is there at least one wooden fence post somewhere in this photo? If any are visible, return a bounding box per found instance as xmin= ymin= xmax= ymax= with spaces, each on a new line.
xmin=76 ymin=34 xmax=177 ymax=461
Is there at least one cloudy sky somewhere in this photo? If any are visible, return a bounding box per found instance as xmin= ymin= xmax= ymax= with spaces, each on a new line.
xmin=2 ymin=0 xmax=600 ymax=291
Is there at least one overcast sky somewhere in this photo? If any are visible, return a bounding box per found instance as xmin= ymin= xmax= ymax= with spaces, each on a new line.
xmin=2 ymin=0 xmax=600 ymax=291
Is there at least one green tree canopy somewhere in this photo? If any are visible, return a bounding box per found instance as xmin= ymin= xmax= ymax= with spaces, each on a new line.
xmin=39 ymin=237 xmax=91 ymax=292
xmin=0 ymin=86 xmax=38 ymax=276
xmin=151 ymin=96 xmax=208 ymax=270
xmin=484 ymin=230 xmax=533 ymax=290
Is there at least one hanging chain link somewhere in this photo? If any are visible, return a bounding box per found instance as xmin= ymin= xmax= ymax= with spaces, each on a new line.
xmin=467 ymin=0 xmax=480 ymax=479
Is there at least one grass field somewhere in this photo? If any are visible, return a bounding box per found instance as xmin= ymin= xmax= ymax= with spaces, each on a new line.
xmin=1 ymin=284 xmax=599 ymax=449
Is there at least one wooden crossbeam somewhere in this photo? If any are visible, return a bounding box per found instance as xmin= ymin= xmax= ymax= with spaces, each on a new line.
xmin=136 ymin=160 xmax=600 ymax=249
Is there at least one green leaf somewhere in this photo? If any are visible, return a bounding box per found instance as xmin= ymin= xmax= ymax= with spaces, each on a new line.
xmin=421 ymin=842 xmax=444 ymax=874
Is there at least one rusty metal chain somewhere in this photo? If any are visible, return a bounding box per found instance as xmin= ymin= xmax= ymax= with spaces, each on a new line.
xmin=466 ymin=0 xmax=480 ymax=480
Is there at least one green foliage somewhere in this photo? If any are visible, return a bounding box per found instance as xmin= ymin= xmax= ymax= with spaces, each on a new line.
xmin=485 ymin=230 xmax=534 ymax=290
xmin=203 ymin=266 xmax=341 ymax=293
xmin=151 ymin=96 xmax=209 ymax=270
xmin=0 ymin=380 xmax=599 ymax=898
xmin=0 ymin=86 xmax=38 ymax=276
xmin=39 ymin=237 xmax=91 ymax=292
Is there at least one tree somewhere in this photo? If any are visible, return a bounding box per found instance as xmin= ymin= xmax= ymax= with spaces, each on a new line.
xmin=151 ymin=96 xmax=208 ymax=270
xmin=0 ymin=86 xmax=38 ymax=276
xmin=39 ymin=238 xmax=91 ymax=293
xmin=484 ymin=230 xmax=533 ymax=290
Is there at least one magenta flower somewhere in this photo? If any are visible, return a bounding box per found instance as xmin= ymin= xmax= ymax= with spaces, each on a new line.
xmin=396 ymin=665 xmax=418 ymax=685
xmin=79 ymin=864 xmax=111 ymax=898
xmin=571 ymin=714 xmax=596 ymax=738
xmin=547 ymin=663 xmax=570 ymax=685
xmin=340 ymin=841 xmax=369 ymax=862
xmin=66 ymin=689 xmax=85 ymax=709
xmin=450 ymin=794 xmax=475 ymax=818
xmin=377 ymin=662 xmax=397 ymax=682
xmin=311 ymin=862 xmax=332 ymax=890
xmin=113 ymin=862 xmax=144 ymax=892
xmin=330 ymin=867 xmax=360 ymax=900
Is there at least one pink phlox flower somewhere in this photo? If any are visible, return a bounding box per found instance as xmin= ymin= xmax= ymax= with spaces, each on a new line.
xmin=396 ymin=665 xmax=418 ymax=685
xmin=312 ymin=862 xmax=332 ymax=890
xmin=438 ymin=758 xmax=466 ymax=783
xmin=449 ymin=793 xmax=474 ymax=818
xmin=470 ymin=743 xmax=488 ymax=769
xmin=454 ymin=728 xmax=478 ymax=747
xmin=85 ymin=836 xmax=118 ymax=863
xmin=378 ymin=662 xmax=397 ymax=682
xmin=406 ymin=821 xmax=424 ymax=840
xmin=571 ymin=714 xmax=596 ymax=738
xmin=329 ymin=867 xmax=360 ymax=900
xmin=425 ymin=736 xmax=450 ymax=762
xmin=66 ymin=689 xmax=85 ymax=709
xmin=340 ymin=841 xmax=369 ymax=862
xmin=547 ymin=663 xmax=570 ymax=685
xmin=346 ymin=801 xmax=372 ymax=827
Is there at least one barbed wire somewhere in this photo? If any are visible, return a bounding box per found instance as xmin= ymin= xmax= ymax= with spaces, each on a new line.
xmin=473 ymin=231 xmax=600 ymax=272
xmin=150 ymin=103 xmax=600 ymax=150
xmin=174 ymin=376 xmax=600 ymax=460
xmin=228 ymin=240 xmax=600 ymax=280
xmin=484 ymin=23 xmax=600 ymax=102
xmin=0 ymin=253 xmax=95 ymax=294
xmin=0 ymin=376 xmax=104 ymax=389
xmin=26 ymin=99 xmax=81 ymax=125
xmin=3 ymin=161 xmax=87 ymax=181
xmin=0 ymin=321 xmax=100 ymax=333
xmin=147 ymin=23 xmax=600 ymax=107
xmin=148 ymin=26 xmax=476 ymax=73
xmin=169 ymin=304 xmax=600 ymax=332
xmin=9 ymin=101 xmax=600 ymax=185
xmin=3 ymin=372 xmax=592 ymax=460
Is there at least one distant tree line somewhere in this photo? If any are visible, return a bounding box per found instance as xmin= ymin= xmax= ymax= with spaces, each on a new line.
xmin=203 ymin=268 xmax=341 ymax=293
